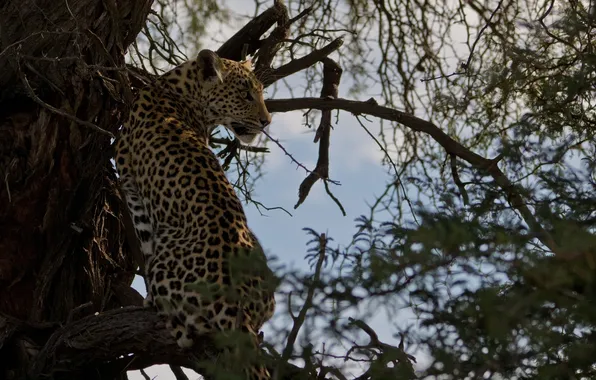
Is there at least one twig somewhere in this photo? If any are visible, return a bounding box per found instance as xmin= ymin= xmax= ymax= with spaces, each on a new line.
xmin=347 ymin=318 xmax=416 ymax=370
xmin=18 ymin=62 xmax=115 ymax=138
xmin=287 ymin=6 xmax=313 ymax=25
xmin=217 ymin=138 xmax=242 ymax=171
xmin=420 ymin=70 xmax=467 ymax=82
xmin=421 ymin=0 xmax=504 ymax=82
xmin=450 ymin=154 xmax=469 ymax=205
xmin=323 ymin=180 xmax=346 ymax=216
xmin=262 ymin=38 xmax=344 ymax=87
xmin=262 ymin=130 xmax=340 ymax=185
xmin=464 ymin=0 xmax=504 ymax=70
xmin=353 ymin=114 xmax=399 ymax=178
xmin=139 ymin=369 xmax=151 ymax=380
xmin=267 ymin=96 xmax=561 ymax=256
xmin=273 ymin=233 xmax=328 ymax=380
xmin=0 ymin=31 xmax=77 ymax=60
xmin=211 ymin=137 xmax=270 ymax=153
xmin=170 ymin=365 xmax=189 ymax=380
xmin=294 ymin=58 xmax=344 ymax=214
xmin=24 ymin=62 xmax=65 ymax=96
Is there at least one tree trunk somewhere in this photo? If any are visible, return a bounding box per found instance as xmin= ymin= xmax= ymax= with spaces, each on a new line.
xmin=0 ymin=0 xmax=152 ymax=378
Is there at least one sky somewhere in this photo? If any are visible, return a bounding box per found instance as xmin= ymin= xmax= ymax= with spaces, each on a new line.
xmin=126 ymin=1 xmax=472 ymax=378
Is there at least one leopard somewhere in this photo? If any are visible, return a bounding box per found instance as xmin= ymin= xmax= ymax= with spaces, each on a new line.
xmin=114 ymin=49 xmax=277 ymax=380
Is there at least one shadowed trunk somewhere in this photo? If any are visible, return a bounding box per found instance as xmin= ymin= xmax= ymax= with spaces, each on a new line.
xmin=0 ymin=0 xmax=151 ymax=378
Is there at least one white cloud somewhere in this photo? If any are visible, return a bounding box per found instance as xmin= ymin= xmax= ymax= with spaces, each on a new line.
xmin=269 ymin=110 xmax=308 ymax=138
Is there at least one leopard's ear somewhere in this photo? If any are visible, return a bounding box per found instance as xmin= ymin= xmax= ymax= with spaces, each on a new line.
xmin=197 ymin=49 xmax=226 ymax=83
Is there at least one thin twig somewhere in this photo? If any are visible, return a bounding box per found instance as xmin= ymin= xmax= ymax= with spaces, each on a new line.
xmin=211 ymin=137 xmax=270 ymax=153
xmin=169 ymin=365 xmax=189 ymax=380
xmin=450 ymin=154 xmax=469 ymax=205
xmin=287 ymin=6 xmax=313 ymax=25
xmin=323 ymin=180 xmax=346 ymax=216
xmin=18 ymin=62 xmax=114 ymax=138
xmin=464 ymin=0 xmax=504 ymax=70
xmin=421 ymin=0 xmax=504 ymax=82
xmin=139 ymin=369 xmax=151 ymax=380
xmin=273 ymin=233 xmax=328 ymax=380
xmin=262 ymin=129 xmax=340 ymax=185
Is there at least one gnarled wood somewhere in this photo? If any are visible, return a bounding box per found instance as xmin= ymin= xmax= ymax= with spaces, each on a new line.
xmin=0 ymin=0 xmax=152 ymax=378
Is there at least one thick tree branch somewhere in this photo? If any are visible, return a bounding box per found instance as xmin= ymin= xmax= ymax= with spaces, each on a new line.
xmin=8 ymin=306 xmax=314 ymax=380
xmin=266 ymin=97 xmax=560 ymax=256
xmin=27 ymin=306 xmax=212 ymax=378
xmin=217 ymin=1 xmax=288 ymax=61
xmin=254 ymin=0 xmax=290 ymax=73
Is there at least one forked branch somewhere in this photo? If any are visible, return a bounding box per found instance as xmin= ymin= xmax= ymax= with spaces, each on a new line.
xmin=266 ymin=97 xmax=560 ymax=256
xmin=294 ymin=58 xmax=345 ymax=215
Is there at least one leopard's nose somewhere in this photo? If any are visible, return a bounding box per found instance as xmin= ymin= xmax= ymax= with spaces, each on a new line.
xmin=260 ymin=118 xmax=270 ymax=127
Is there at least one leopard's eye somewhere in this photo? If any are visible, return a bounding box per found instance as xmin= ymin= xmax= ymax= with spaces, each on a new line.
xmin=245 ymin=91 xmax=254 ymax=101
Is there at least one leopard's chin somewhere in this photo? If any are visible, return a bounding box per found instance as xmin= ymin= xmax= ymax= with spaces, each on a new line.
xmin=229 ymin=122 xmax=260 ymax=144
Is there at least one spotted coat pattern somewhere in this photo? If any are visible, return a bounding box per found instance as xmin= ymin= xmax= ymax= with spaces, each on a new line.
xmin=114 ymin=50 xmax=276 ymax=380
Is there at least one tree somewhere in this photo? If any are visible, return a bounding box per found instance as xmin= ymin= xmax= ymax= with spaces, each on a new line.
xmin=2 ymin=0 xmax=596 ymax=379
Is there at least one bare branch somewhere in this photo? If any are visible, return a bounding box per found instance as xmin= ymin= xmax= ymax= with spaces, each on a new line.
xmin=217 ymin=2 xmax=288 ymax=61
xmin=255 ymin=1 xmax=290 ymax=73
xmin=18 ymin=63 xmax=115 ymax=139
xmin=267 ymin=97 xmax=561 ymax=256
xmin=262 ymin=38 xmax=344 ymax=87
xmin=170 ymin=365 xmax=190 ymax=380
xmin=274 ymin=233 xmax=328 ymax=380
xmin=139 ymin=369 xmax=151 ymax=380
xmin=10 ymin=306 xmax=314 ymax=379
xmin=450 ymin=154 xmax=469 ymax=205
xmin=294 ymin=58 xmax=344 ymax=214
xmin=263 ymin=129 xmax=340 ymax=185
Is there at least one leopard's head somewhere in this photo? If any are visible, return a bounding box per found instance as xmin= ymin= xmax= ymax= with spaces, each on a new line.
xmin=197 ymin=49 xmax=271 ymax=143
